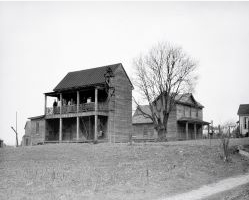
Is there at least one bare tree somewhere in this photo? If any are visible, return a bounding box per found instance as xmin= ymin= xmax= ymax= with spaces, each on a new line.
xmin=133 ymin=42 xmax=198 ymax=140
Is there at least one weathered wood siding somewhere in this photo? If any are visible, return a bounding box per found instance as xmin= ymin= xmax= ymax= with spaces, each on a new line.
xmin=132 ymin=124 xmax=157 ymax=139
xmin=177 ymin=104 xmax=184 ymax=119
xmin=30 ymin=119 xmax=45 ymax=145
xmin=152 ymin=99 xmax=178 ymax=140
xmin=239 ymin=115 xmax=249 ymax=135
xmin=176 ymin=104 xmax=203 ymax=120
xmin=166 ymin=106 xmax=178 ymax=140
xmin=108 ymin=65 xmax=132 ymax=142
xmin=184 ymin=106 xmax=191 ymax=118
xmin=22 ymin=121 xmax=32 ymax=146
xmin=197 ymin=109 xmax=203 ymax=120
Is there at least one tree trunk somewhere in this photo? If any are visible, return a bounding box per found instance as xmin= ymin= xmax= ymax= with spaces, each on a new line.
xmin=157 ymin=118 xmax=168 ymax=141
xmin=158 ymin=113 xmax=169 ymax=141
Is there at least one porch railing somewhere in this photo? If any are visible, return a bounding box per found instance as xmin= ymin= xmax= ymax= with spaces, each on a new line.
xmin=46 ymin=102 xmax=109 ymax=115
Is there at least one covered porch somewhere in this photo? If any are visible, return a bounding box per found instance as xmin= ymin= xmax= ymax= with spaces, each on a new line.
xmin=44 ymin=86 xmax=109 ymax=116
xmin=177 ymin=117 xmax=210 ymax=140
xmin=45 ymin=115 xmax=108 ymax=142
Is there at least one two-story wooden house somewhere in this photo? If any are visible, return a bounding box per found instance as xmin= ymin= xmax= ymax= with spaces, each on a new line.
xmin=132 ymin=93 xmax=209 ymax=140
xmin=27 ymin=63 xmax=133 ymax=145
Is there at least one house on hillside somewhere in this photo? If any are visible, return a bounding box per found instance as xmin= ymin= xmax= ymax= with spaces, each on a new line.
xmin=237 ymin=104 xmax=249 ymax=136
xmin=27 ymin=63 xmax=133 ymax=145
xmin=22 ymin=121 xmax=31 ymax=146
xmin=132 ymin=105 xmax=157 ymax=140
xmin=132 ymin=93 xmax=210 ymax=141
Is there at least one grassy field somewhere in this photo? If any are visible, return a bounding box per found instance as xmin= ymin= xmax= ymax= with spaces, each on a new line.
xmin=0 ymin=138 xmax=249 ymax=200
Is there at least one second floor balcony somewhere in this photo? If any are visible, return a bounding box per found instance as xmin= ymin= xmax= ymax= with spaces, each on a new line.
xmin=46 ymin=102 xmax=109 ymax=116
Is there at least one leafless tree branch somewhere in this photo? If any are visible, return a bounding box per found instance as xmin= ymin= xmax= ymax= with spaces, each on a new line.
xmin=133 ymin=41 xmax=198 ymax=140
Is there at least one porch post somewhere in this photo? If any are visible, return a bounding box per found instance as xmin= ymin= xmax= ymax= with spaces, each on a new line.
xmin=76 ymin=91 xmax=80 ymax=141
xmin=201 ymin=125 xmax=203 ymax=139
xmin=59 ymin=93 xmax=63 ymax=142
xmin=60 ymin=93 xmax=62 ymax=114
xmin=59 ymin=118 xmax=62 ymax=141
xmin=194 ymin=123 xmax=197 ymax=140
xmin=94 ymin=87 xmax=98 ymax=142
xmin=76 ymin=117 xmax=79 ymax=141
xmin=44 ymin=94 xmax=47 ymax=115
xmin=186 ymin=122 xmax=189 ymax=140
xmin=77 ymin=91 xmax=79 ymax=113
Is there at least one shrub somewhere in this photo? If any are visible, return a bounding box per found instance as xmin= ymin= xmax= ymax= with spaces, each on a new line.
xmin=219 ymin=133 xmax=230 ymax=162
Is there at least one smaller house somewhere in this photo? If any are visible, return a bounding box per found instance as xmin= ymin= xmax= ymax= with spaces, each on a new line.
xmin=25 ymin=115 xmax=45 ymax=145
xmin=132 ymin=105 xmax=157 ymax=140
xmin=132 ymin=93 xmax=209 ymax=141
xmin=22 ymin=121 xmax=32 ymax=146
xmin=237 ymin=104 xmax=249 ymax=136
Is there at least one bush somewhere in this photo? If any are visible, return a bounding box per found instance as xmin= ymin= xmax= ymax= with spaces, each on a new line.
xmin=219 ymin=134 xmax=230 ymax=162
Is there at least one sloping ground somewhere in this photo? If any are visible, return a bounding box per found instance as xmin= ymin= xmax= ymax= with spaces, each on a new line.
xmin=0 ymin=138 xmax=248 ymax=200
xmin=206 ymin=182 xmax=249 ymax=200
xmin=161 ymin=173 xmax=249 ymax=200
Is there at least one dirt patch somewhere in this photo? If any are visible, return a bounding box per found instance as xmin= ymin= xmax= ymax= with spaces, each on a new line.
xmin=0 ymin=138 xmax=248 ymax=200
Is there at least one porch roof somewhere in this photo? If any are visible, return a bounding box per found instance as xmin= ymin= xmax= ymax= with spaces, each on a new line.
xmin=177 ymin=117 xmax=210 ymax=125
xmin=44 ymin=85 xmax=104 ymax=97
xmin=28 ymin=115 xmax=45 ymax=120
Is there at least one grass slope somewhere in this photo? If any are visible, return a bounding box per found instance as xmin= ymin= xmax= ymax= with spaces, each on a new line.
xmin=0 ymin=138 xmax=249 ymax=200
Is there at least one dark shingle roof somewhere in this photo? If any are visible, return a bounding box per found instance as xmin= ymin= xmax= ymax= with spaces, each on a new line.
xmin=237 ymin=104 xmax=249 ymax=115
xmin=154 ymin=93 xmax=203 ymax=108
xmin=175 ymin=93 xmax=203 ymax=108
xmin=53 ymin=63 xmax=121 ymax=91
xmin=132 ymin=105 xmax=153 ymax=124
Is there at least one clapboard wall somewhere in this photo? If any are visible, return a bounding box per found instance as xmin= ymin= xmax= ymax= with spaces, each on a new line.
xmin=107 ymin=65 xmax=133 ymax=142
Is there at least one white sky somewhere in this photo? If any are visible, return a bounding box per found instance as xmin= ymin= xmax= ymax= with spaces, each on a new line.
xmin=1 ymin=2 xmax=249 ymax=145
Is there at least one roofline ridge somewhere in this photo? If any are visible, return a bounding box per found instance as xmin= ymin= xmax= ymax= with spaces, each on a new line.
xmin=67 ymin=63 xmax=122 ymax=74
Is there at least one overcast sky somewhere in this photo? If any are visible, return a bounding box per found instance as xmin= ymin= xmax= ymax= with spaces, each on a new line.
xmin=1 ymin=2 xmax=249 ymax=145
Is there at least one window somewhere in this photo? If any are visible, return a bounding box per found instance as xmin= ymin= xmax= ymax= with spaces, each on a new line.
xmin=196 ymin=108 xmax=198 ymax=117
xmin=36 ymin=122 xmax=39 ymax=134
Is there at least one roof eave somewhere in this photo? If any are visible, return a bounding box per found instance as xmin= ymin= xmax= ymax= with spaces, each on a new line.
xmin=176 ymin=101 xmax=204 ymax=108
xmin=28 ymin=115 xmax=45 ymax=120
